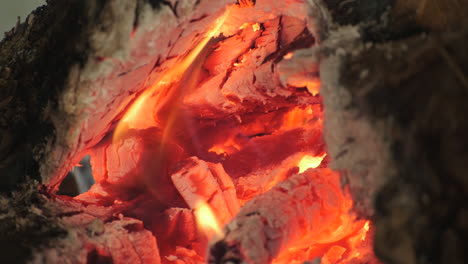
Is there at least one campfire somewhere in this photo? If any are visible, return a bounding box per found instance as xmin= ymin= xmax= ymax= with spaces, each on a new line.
xmin=48 ymin=1 xmax=379 ymax=263
xmin=2 ymin=0 xmax=467 ymax=263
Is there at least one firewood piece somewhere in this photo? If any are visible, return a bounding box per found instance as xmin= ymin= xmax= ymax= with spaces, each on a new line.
xmin=184 ymin=17 xmax=283 ymax=117
xmin=204 ymin=25 xmax=262 ymax=76
xmin=319 ymin=26 xmax=468 ymax=263
xmin=208 ymin=169 xmax=360 ymax=264
xmin=99 ymin=219 xmax=161 ymax=264
xmin=280 ymin=16 xmax=308 ymax=47
xmin=218 ymin=16 xmax=314 ymax=103
xmin=234 ymin=155 xmax=300 ymax=201
xmin=152 ymin=208 xmax=202 ymax=260
xmin=171 ymin=157 xmax=240 ymax=224
xmin=184 ymin=15 xmax=317 ymax=119
xmin=277 ymin=48 xmax=320 ymax=95
xmin=166 ymin=247 xmax=205 ymax=264
xmin=222 ymin=127 xmax=323 ymax=179
xmin=78 ymin=128 xmax=187 ymax=207
xmin=208 ymin=162 xmax=240 ymax=217
xmin=255 ymin=18 xmax=280 ymax=58
xmin=0 ymin=183 xmax=162 ymax=264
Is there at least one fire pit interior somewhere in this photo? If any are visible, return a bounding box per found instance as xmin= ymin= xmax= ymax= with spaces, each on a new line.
xmin=1 ymin=0 xmax=466 ymax=264
xmin=51 ymin=1 xmax=376 ymax=263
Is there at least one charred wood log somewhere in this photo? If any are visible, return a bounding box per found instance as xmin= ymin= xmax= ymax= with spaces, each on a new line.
xmin=319 ymin=27 xmax=468 ymax=264
xmin=0 ymin=183 xmax=161 ymax=264
xmin=171 ymin=157 xmax=240 ymax=225
xmin=208 ymin=169 xmax=370 ymax=264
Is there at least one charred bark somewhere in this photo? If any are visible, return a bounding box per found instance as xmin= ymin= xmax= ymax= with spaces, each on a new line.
xmin=320 ymin=28 xmax=468 ymax=264
xmin=0 ymin=0 xmax=86 ymax=192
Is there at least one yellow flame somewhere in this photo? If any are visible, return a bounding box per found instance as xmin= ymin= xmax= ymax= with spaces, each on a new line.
xmin=239 ymin=22 xmax=250 ymax=30
xmin=239 ymin=22 xmax=261 ymax=32
xmin=283 ymin=52 xmax=294 ymax=60
xmin=281 ymin=105 xmax=314 ymax=131
xmin=113 ymin=9 xmax=230 ymax=142
xmin=252 ymin=23 xmax=261 ymax=32
xmin=298 ymin=153 xmax=327 ymax=173
xmin=208 ymin=136 xmax=242 ymax=155
xmin=361 ymin=221 xmax=370 ymax=241
xmin=194 ymin=202 xmax=223 ymax=238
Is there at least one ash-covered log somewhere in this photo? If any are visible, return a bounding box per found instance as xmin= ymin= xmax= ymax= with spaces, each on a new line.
xmin=319 ymin=29 xmax=468 ymax=264
xmin=209 ymin=168 xmax=372 ymax=264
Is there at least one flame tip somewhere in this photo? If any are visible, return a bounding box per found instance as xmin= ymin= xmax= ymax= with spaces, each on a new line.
xmin=194 ymin=201 xmax=224 ymax=238
xmin=298 ymin=153 xmax=327 ymax=173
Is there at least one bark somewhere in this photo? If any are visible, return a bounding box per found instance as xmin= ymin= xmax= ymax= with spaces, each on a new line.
xmin=319 ymin=27 xmax=468 ymax=264
xmin=0 ymin=183 xmax=161 ymax=264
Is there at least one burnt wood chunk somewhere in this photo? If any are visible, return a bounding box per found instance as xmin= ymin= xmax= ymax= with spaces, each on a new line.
xmin=209 ymin=169 xmax=371 ymax=264
xmin=171 ymin=157 xmax=240 ymax=225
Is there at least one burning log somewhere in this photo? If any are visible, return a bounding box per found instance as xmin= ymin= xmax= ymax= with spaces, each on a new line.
xmin=0 ymin=184 xmax=162 ymax=264
xmin=316 ymin=21 xmax=468 ymax=264
xmin=152 ymin=208 xmax=204 ymax=263
xmin=171 ymin=157 xmax=240 ymax=227
xmin=209 ymin=168 xmax=370 ymax=264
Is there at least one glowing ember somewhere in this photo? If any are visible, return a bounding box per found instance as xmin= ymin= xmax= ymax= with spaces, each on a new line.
xmin=307 ymin=79 xmax=321 ymax=96
xmin=321 ymin=246 xmax=347 ymax=264
xmin=208 ymin=136 xmax=242 ymax=155
xmin=233 ymin=56 xmax=247 ymax=67
xmin=281 ymin=105 xmax=316 ymax=131
xmin=298 ymin=153 xmax=327 ymax=173
xmin=194 ymin=202 xmax=224 ymax=239
xmin=348 ymin=220 xmax=372 ymax=248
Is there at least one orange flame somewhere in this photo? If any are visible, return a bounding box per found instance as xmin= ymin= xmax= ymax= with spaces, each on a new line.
xmin=361 ymin=221 xmax=370 ymax=240
xmin=281 ymin=105 xmax=314 ymax=131
xmin=208 ymin=136 xmax=242 ymax=155
xmin=194 ymin=202 xmax=224 ymax=239
xmin=348 ymin=220 xmax=371 ymax=249
xmin=298 ymin=153 xmax=327 ymax=173
xmin=252 ymin=23 xmax=261 ymax=32
xmin=283 ymin=52 xmax=294 ymax=60
xmin=113 ymin=9 xmax=231 ymax=142
xmin=306 ymin=79 xmax=321 ymax=96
